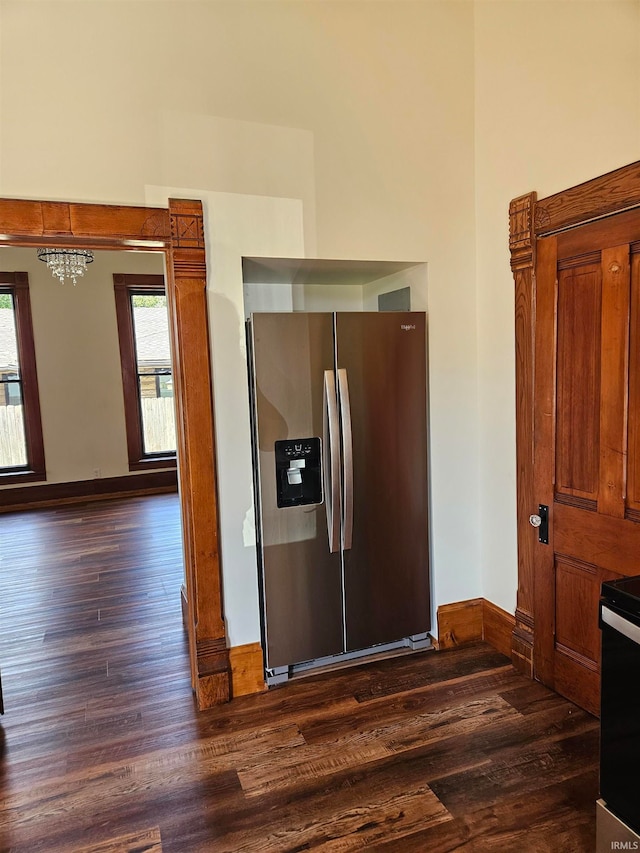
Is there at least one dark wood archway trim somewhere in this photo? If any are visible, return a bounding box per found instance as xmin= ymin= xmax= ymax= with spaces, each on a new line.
xmin=0 ymin=195 xmax=230 ymax=709
xmin=510 ymin=158 xmax=640 ymax=679
xmin=509 ymin=191 xmax=537 ymax=677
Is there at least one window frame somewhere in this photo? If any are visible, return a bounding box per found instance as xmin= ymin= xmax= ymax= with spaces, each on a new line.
xmin=113 ymin=273 xmax=177 ymax=471
xmin=0 ymin=272 xmax=46 ymax=484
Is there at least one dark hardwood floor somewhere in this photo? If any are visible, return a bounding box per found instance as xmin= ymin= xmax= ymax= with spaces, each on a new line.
xmin=0 ymin=495 xmax=599 ymax=852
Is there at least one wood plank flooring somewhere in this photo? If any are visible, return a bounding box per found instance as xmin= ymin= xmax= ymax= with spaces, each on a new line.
xmin=0 ymin=495 xmax=599 ymax=852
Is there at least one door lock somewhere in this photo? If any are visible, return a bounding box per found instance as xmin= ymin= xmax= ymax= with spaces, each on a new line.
xmin=529 ymin=504 xmax=549 ymax=544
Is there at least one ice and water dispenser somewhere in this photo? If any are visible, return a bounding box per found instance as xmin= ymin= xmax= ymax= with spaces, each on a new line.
xmin=274 ymin=438 xmax=322 ymax=508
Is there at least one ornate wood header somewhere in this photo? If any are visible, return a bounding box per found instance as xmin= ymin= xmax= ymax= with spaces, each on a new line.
xmin=509 ymin=193 xmax=536 ymax=272
xmin=0 ymin=198 xmax=170 ymax=246
xmin=534 ymin=159 xmax=640 ymax=236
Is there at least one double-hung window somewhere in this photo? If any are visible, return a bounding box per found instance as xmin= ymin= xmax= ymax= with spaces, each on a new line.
xmin=113 ymin=274 xmax=177 ymax=470
xmin=0 ymin=272 xmax=45 ymax=483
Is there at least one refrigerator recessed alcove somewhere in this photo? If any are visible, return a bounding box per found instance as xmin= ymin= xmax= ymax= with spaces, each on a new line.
xmin=243 ymin=257 xmax=431 ymax=685
xmin=241 ymin=256 xmax=428 ymax=318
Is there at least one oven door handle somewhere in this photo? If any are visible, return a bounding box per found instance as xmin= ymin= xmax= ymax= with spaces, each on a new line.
xmin=601 ymin=604 xmax=640 ymax=647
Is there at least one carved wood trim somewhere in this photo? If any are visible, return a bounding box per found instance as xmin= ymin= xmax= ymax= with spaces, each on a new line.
xmin=170 ymin=208 xmax=205 ymax=249
xmin=0 ymin=195 xmax=229 ymax=710
xmin=554 ymin=493 xmax=597 ymax=512
xmin=509 ymin=192 xmax=537 ymax=675
xmin=510 ymin=193 xmax=536 ymax=271
xmin=557 ymin=251 xmax=602 ymax=270
xmin=167 ymin=198 xmax=230 ymax=709
xmin=0 ymin=199 xmax=170 ymax=245
xmin=514 ymin=607 xmax=534 ymax=631
xmin=511 ymin=624 xmax=534 ymax=677
xmin=555 ymin=642 xmax=599 ymax=672
xmin=512 ymin=159 xmax=640 ymax=691
xmin=535 ymin=159 xmax=640 ymax=236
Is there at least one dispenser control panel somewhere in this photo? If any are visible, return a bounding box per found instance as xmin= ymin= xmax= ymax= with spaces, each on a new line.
xmin=274 ymin=438 xmax=322 ymax=508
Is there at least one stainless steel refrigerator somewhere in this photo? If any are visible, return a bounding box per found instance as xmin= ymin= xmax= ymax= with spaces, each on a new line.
xmin=248 ymin=311 xmax=430 ymax=683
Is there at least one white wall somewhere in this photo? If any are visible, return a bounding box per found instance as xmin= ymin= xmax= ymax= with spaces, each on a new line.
xmin=362 ymin=267 xmax=428 ymax=313
xmin=1 ymin=1 xmax=478 ymax=648
xmin=243 ymin=282 xmax=364 ymax=316
xmin=205 ymin=192 xmax=308 ymax=647
xmin=4 ymin=0 xmax=639 ymax=651
xmin=0 ymin=248 xmax=166 ymax=487
xmin=474 ymin=0 xmax=640 ymax=613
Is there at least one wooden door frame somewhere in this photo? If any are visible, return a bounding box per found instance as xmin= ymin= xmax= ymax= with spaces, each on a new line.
xmin=510 ymin=160 xmax=640 ymax=679
xmin=0 ymin=196 xmax=229 ymax=709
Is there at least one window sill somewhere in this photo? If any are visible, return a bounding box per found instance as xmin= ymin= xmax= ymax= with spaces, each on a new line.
xmin=129 ymin=457 xmax=177 ymax=472
xmin=0 ymin=469 xmax=46 ymax=486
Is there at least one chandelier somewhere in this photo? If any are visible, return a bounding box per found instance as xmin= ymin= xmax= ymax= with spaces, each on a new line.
xmin=37 ymin=248 xmax=94 ymax=285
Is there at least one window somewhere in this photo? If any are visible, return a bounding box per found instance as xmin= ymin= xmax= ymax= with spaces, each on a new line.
xmin=113 ymin=273 xmax=177 ymax=470
xmin=0 ymin=272 xmax=45 ymax=483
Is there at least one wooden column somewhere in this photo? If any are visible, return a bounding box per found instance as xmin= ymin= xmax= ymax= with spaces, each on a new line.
xmin=509 ymin=192 xmax=537 ymax=677
xmin=167 ymin=198 xmax=230 ymax=708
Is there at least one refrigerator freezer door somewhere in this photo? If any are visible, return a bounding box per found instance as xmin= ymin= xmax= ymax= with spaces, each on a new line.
xmin=336 ymin=312 xmax=430 ymax=651
xmin=250 ymin=313 xmax=344 ymax=669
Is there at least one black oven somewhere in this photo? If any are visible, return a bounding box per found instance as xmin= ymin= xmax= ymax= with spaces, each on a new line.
xmin=599 ymin=576 xmax=640 ymax=840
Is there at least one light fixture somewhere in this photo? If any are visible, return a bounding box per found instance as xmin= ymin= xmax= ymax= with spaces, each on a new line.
xmin=37 ymin=248 xmax=94 ymax=285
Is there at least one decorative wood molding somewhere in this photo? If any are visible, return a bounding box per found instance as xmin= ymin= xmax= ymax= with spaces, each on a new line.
xmin=514 ymin=607 xmax=534 ymax=630
xmin=509 ymin=193 xmax=536 ymax=271
xmin=0 ymin=471 xmax=177 ymax=512
xmin=170 ymin=207 xmax=205 ymax=249
xmin=511 ymin=625 xmax=534 ymax=677
xmin=509 ymin=192 xmax=537 ymax=678
xmin=167 ymin=198 xmax=230 ymax=710
xmin=534 ymin=159 xmax=640 ymax=236
xmin=511 ymin=614 xmax=534 ymax=677
xmin=436 ymin=598 xmax=516 ymax=660
xmin=0 ymin=199 xmax=171 ymax=245
xmin=229 ymin=642 xmax=267 ymax=697
xmin=512 ymin=159 xmax=640 ymax=693
xmin=0 ymin=194 xmax=230 ymax=711
xmin=196 ymin=637 xmax=230 ymax=675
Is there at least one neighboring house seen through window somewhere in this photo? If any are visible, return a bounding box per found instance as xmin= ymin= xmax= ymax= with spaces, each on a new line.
xmin=0 ymin=272 xmax=45 ymax=483
xmin=113 ymin=274 xmax=177 ymax=470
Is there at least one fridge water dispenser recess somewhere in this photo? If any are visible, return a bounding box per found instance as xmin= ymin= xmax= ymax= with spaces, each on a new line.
xmin=275 ymin=438 xmax=322 ymax=508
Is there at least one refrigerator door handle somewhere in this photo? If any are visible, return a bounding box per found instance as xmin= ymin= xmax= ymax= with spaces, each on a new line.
xmin=323 ymin=370 xmax=341 ymax=553
xmin=337 ymin=368 xmax=354 ymax=550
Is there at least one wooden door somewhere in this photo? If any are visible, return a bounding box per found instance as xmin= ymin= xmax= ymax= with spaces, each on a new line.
xmin=533 ymin=211 xmax=640 ymax=715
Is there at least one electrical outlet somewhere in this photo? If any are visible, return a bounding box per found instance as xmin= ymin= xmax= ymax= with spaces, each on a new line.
xmin=93 ymin=468 xmax=102 ymax=479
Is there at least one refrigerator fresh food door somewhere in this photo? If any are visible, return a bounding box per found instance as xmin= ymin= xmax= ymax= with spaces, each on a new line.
xmin=249 ymin=313 xmax=344 ymax=669
xmin=336 ymin=311 xmax=430 ymax=651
